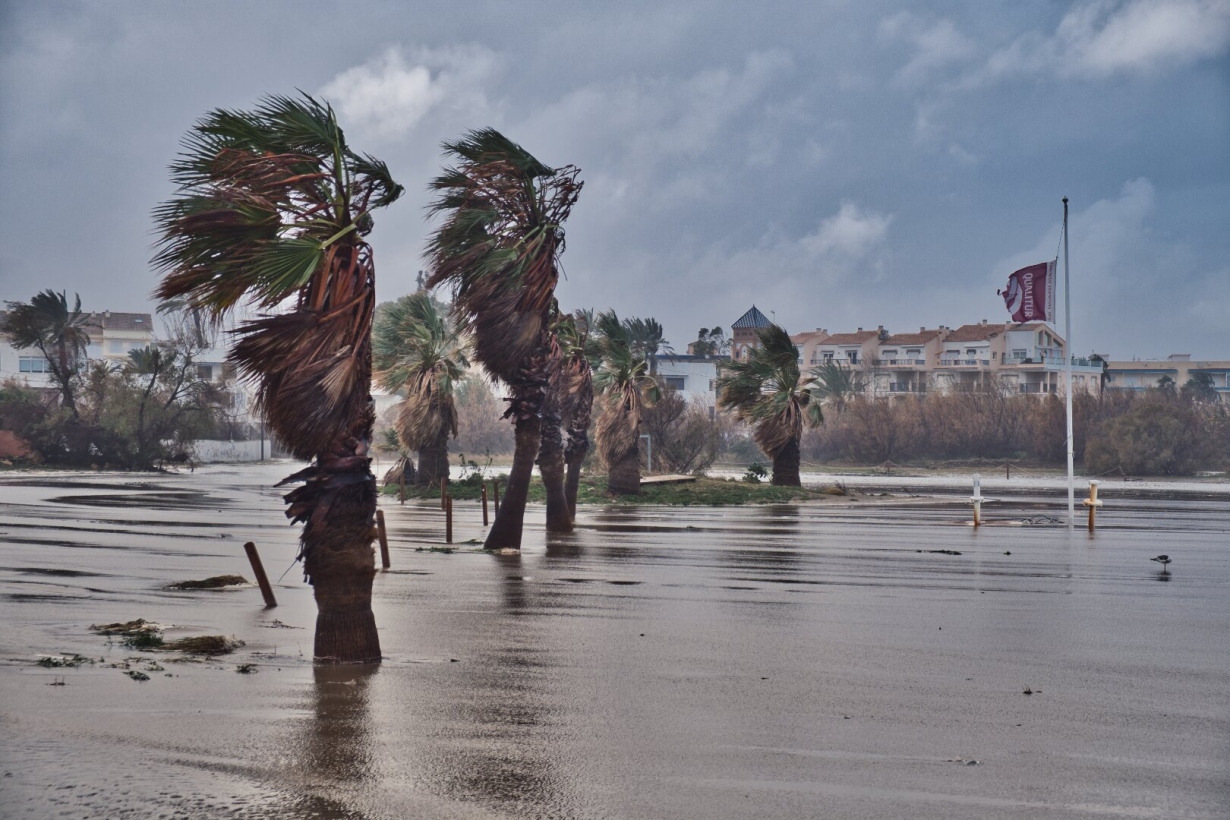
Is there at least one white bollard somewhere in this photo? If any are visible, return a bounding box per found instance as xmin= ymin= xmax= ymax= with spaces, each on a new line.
xmin=971 ymin=474 xmax=983 ymax=527
xmin=1082 ymin=480 xmax=1103 ymax=531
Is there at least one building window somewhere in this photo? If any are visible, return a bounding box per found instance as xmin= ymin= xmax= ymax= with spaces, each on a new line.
xmin=665 ymin=376 xmax=686 ymax=391
xmin=197 ymin=364 xmax=214 ymax=381
xmin=708 ymin=379 xmax=717 ymax=391
xmin=847 ymin=352 xmax=859 ymax=365
xmin=108 ymin=339 xmax=124 ymax=354
xmin=19 ymin=356 xmax=50 ymax=373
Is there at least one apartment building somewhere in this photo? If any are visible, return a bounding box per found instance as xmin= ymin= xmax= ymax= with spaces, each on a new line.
xmin=1105 ymin=355 xmax=1230 ymax=401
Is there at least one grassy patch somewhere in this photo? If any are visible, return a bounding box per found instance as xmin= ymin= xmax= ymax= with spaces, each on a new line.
xmin=90 ymin=618 xmax=160 ymax=637
xmin=383 ymin=474 xmax=846 ymax=507
xmin=122 ymin=631 xmax=165 ymax=650
xmin=36 ymin=654 xmax=94 ymax=668
xmin=166 ymin=574 xmax=248 ymax=590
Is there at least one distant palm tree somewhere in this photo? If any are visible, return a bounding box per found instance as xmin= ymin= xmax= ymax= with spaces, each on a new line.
xmin=559 ymin=310 xmax=594 ymax=518
xmin=623 ymin=316 xmax=672 ymax=375
xmin=372 ymin=292 xmax=468 ymax=487
xmin=717 ymin=324 xmax=823 ymax=486
xmin=809 ymin=360 xmax=865 ymax=414
xmin=426 ymin=129 xmax=582 ymax=549
xmin=1 ymin=290 xmax=92 ymax=417
xmin=153 ymin=93 xmax=403 ymax=663
xmin=593 ymin=310 xmax=660 ymax=494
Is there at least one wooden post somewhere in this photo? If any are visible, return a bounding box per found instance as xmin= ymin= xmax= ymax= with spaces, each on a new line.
xmin=243 ymin=541 xmax=277 ymax=608
xmin=445 ymin=495 xmax=453 ymax=544
xmin=481 ymin=484 xmax=489 ymax=526
xmin=492 ymin=479 xmax=500 ymax=514
xmin=376 ymin=509 xmax=391 ymax=569
xmin=441 ymin=476 xmax=448 ymax=510
xmin=970 ymin=474 xmax=983 ymax=528
xmin=1005 ymin=462 xmax=1011 ymax=480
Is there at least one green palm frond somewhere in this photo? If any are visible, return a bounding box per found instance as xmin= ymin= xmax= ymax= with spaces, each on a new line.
xmin=152 ymin=93 xmax=401 ymax=459
xmin=372 ymin=292 xmax=469 ymax=451
xmin=810 ymin=361 xmax=865 ymax=413
xmin=716 ymin=324 xmax=823 ymax=457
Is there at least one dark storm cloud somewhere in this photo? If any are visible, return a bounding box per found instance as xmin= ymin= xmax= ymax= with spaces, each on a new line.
xmin=2 ymin=0 xmax=1228 ymax=357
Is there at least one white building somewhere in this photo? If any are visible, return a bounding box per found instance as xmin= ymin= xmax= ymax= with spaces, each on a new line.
xmin=0 ymin=309 xmax=154 ymax=390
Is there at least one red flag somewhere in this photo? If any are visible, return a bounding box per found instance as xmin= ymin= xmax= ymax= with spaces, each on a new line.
xmin=999 ymin=261 xmax=1055 ymax=323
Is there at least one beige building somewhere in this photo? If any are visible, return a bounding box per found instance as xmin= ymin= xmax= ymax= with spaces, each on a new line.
xmin=1105 ymin=355 xmax=1229 ymax=401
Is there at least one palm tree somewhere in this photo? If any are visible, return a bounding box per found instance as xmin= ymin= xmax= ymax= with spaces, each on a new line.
xmin=426 ymin=128 xmax=582 ymax=549
xmin=593 ymin=310 xmax=660 ymax=495
xmin=0 ymin=290 xmax=92 ymax=417
xmin=559 ymin=310 xmax=594 ymax=518
xmin=809 ymin=360 xmax=865 ymax=414
xmin=717 ymin=324 xmax=823 ymax=486
xmin=152 ymin=93 xmax=403 ymax=663
xmin=623 ymin=316 xmax=672 ymax=375
xmin=372 ymin=292 xmax=468 ymax=487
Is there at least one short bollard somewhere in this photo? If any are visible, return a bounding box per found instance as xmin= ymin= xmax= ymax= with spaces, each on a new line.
xmin=445 ymin=495 xmax=453 ymax=544
xmin=243 ymin=541 xmax=278 ymax=608
xmin=970 ymin=474 xmax=984 ymax=527
xmin=376 ymin=509 xmax=391 ymax=569
xmin=492 ymin=480 xmax=500 ymax=515
xmin=1083 ymin=480 xmax=1103 ymax=531
xmin=441 ymin=476 xmax=448 ymax=511
xmin=481 ymin=484 xmax=489 ymax=526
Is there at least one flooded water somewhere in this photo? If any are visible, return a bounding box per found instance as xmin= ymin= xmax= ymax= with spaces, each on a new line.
xmin=1 ymin=463 xmax=1228 ymax=819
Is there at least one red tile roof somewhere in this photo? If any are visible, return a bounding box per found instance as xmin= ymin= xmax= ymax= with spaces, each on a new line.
xmin=821 ymin=330 xmax=879 ymax=345
xmin=882 ymin=329 xmax=943 ymax=345
xmin=944 ymin=323 xmax=1008 ymax=343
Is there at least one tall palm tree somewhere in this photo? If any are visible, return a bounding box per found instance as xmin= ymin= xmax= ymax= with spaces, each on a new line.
xmin=717 ymin=324 xmax=823 ymax=486
xmin=559 ymin=310 xmax=594 ymax=518
xmin=372 ymin=292 xmax=468 ymax=487
xmin=593 ymin=310 xmax=659 ymax=495
xmin=426 ymin=128 xmax=582 ymax=549
xmin=152 ymin=93 xmax=403 ymax=663
xmin=0 ymin=290 xmax=92 ymax=417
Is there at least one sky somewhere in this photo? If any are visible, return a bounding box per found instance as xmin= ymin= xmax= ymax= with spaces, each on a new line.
xmin=1 ymin=0 xmax=1228 ymax=360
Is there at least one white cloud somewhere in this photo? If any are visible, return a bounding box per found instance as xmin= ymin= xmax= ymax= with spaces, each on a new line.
xmin=984 ymin=0 xmax=1230 ymax=81
xmin=801 ymin=202 xmax=894 ymax=259
xmin=879 ymin=13 xmax=977 ymax=85
xmin=319 ymin=45 xmax=498 ymax=139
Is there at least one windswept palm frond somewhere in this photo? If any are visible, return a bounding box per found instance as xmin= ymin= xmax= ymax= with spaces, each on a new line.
xmin=1 ymin=290 xmax=92 ymax=415
xmin=372 ymin=292 xmax=469 ymax=452
xmin=810 ymin=360 xmax=865 ymax=414
xmin=425 ymin=128 xmax=582 ymax=382
xmin=152 ymin=93 xmax=403 ymax=460
xmin=592 ymin=310 xmax=660 ymax=467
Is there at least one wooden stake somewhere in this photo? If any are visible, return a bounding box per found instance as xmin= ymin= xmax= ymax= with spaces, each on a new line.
xmin=481 ymin=484 xmax=489 ymax=526
xmin=376 ymin=509 xmax=391 ymax=569
xmin=1083 ymin=480 xmax=1102 ymax=532
xmin=243 ymin=541 xmax=277 ymax=608
xmin=445 ymin=495 xmax=453 ymax=544
xmin=441 ymin=476 xmax=448 ymax=510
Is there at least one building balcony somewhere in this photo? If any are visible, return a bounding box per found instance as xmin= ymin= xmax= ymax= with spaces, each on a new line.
xmin=887 ymin=384 xmax=927 ymax=393
xmin=878 ymin=358 xmax=927 ymax=367
xmin=938 ymin=358 xmax=991 ymax=368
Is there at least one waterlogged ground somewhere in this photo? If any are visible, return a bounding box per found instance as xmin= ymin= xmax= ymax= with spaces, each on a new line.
xmin=1 ymin=462 xmax=1228 ymax=819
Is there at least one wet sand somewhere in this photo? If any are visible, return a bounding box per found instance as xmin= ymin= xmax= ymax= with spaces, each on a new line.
xmin=1 ymin=463 xmax=1228 ymax=819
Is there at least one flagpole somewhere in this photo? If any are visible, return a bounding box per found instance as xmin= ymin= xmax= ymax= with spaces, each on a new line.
xmin=1063 ymin=197 xmax=1074 ymax=528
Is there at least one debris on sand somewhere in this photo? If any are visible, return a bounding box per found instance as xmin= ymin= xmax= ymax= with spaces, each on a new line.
xmin=917 ymin=549 xmax=963 ymax=555
xmin=166 ymin=574 xmax=248 ymax=590
xmin=36 ymin=654 xmax=94 ymax=668
xmin=90 ymin=618 xmax=162 ymax=637
xmin=162 ymin=635 xmax=244 ymax=655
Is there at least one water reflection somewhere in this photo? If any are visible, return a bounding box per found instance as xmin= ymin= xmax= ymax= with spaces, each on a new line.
xmin=305 ymin=664 xmax=379 ymax=787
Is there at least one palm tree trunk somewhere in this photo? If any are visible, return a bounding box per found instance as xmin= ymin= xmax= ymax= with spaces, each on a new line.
xmin=485 ymin=415 xmax=541 ymax=549
xmin=771 ymin=438 xmax=801 ymax=486
xmin=416 ymin=433 xmax=449 ymax=487
xmin=296 ymin=465 xmax=382 ymax=663
xmin=607 ymin=445 xmax=642 ymax=495
xmin=537 ymin=412 xmax=572 ymax=532
xmin=564 ymin=435 xmax=588 ymax=520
